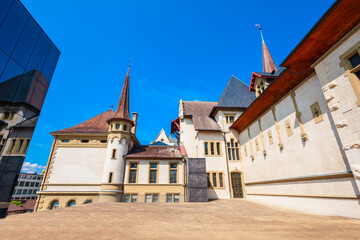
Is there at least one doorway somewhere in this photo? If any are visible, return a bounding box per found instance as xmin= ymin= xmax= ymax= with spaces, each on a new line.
xmin=231 ymin=172 xmax=243 ymax=198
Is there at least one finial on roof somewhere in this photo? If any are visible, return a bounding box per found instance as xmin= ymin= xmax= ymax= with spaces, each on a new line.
xmin=106 ymin=65 xmax=134 ymax=125
xmin=111 ymin=104 xmax=113 ymax=109
xmin=255 ymin=24 xmax=278 ymax=73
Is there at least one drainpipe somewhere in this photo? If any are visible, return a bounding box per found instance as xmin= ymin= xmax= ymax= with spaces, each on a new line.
xmin=221 ymin=130 xmax=232 ymax=198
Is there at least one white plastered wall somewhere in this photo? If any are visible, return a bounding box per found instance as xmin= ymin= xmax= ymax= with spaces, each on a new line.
xmin=47 ymin=147 xmax=106 ymax=191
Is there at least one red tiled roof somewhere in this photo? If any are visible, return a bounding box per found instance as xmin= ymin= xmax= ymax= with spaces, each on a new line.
xmin=126 ymin=145 xmax=183 ymax=159
xmin=7 ymin=203 xmax=25 ymax=213
xmin=22 ymin=199 xmax=36 ymax=211
xmin=53 ymin=109 xmax=114 ymax=134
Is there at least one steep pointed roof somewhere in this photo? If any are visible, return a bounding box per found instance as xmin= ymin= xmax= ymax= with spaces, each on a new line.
xmin=249 ymin=29 xmax=279 ymax=92
xmin=260 ymin=30 xmax=278 ymax=73
xmin=52 ymin=109 xmax=114 ymax=134
xmin=209 ymin=76 xmax=256 ymax=116
xmin=107 ymin=66 xmax=134 ymax=126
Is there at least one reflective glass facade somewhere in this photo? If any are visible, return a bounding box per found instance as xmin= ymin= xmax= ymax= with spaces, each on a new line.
xmin=0 ymin=0 xmax=60 ymax=217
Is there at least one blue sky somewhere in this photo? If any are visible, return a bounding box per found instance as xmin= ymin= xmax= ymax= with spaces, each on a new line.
xmin=21 ymin=0 xmax=334 ymax=171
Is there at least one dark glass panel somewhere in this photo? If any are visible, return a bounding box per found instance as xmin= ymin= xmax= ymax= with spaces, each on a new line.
xmin=26 ymin=32 xmax=50 ymax=72
xmin=170 ymin=170 xmax=177 ymax=183
xmin=0 ymin=0 xmax=14 ymax=25
xmin=212 ymin=173 xmax=217 ymax=187
xmin=0 ymin=0 xmax=28 ymax=55
xmin=0 ymin=49 xmax=10 ymax=81
xmin=219 ymin=173 xmax=223 ymax=187
xmin=12 ymin=17 xmax=41 ymax=68
xmin=349 ymin=53 xmax=360 ymax=68
xmin=207 ymin=173 xmax=211 ymax=187
xmin=149 ymin=170 xmax=157 ymax=183
xmin=0 ymin=58 xmax=24 ymax=84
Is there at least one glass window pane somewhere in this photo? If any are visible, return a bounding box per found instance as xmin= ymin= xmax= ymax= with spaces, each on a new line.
xmin=166 ymin=194 xmax=172 ymax=203
xmin=12 ymin=17 xmax=41 ymax=68
xmin=0 ymin=0 xmax=14 ymax=25
xmin=152 ymin=194 xmax=158 ymax=202
xmin=129 ymin=170 xmax=137 ymax=183
xmin=124 ymin=195 xmax=130 ymax=202
xmin=210 ymin=142 xmax=214 ymax=155
xmin=236 ymin=149 xmax=240 ymax=160
xmin=145 ymin=194 xmax=151 ymax=203
xmin=349 ymin=53 xmax=360 ymax=68
xmin=174 ymin=194 xmax=179 ymax=203
xmin=0 ymin=0 xmax=28 ymax=55
xmin=204 ymin=142 xmax=208 ymax=155
xmin=150 ymin=170 xmax=157 ymax=183
xmin=207 ymin=173 xmax=211 ymax=187
xmin=212 ymin=173 xmax=217 ymax=187
xmin=228 ymin=148 xmax=231 ymax=160
xmin=170 ymin=164 xmax=177 ymax=169
xmin=131 ymin=194 xmax=137 ymax=202
xmin=40 ymin=44 xmax=60 ymax=84
xmin=170 ymin=170 xmax=177 ymax=183
xmin=150 ymin=163 xmax=157 ymax=169
xmin=216 ymin=142 xmax=220 ymax=155
xmin=26 ymin=32 xmax=50 ymax=72
xmin=219 ymin=173 xmax=223 ymax=187
xmin=0 ymin=58 xmax=24 ymax=84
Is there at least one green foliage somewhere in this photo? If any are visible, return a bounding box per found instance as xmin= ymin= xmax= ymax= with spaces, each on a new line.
xmin=11 ymin=200 xmax=23 ymax=207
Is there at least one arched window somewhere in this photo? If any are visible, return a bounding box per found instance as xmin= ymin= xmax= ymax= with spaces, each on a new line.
xmin=116 ymin=124 xmax=120 ymax=130
xmin=123 ymin=125 xmax=127 ymax=131
xmin=83 ymin=199 xmax=92 ymax=204
xmin=50 ymin=200 xmax=59 ymax=210
xmin=67 ymin=200 xmax=76 ymax=207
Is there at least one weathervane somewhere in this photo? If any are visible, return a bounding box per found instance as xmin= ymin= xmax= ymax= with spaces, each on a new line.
xmin=255 ymin=24 xmax=265 ymax=43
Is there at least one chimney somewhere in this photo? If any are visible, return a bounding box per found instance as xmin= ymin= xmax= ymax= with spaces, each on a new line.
xmin=131 ymin=112 xmax=138 ymax=134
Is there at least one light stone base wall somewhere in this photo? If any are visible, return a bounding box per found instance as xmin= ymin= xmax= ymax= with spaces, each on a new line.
xmin=36 ymin=193 xmax=99 ymax=212
xmin=247 ymin=194 xmax=360 ymax=219
xmin=124 ymin=184 xmax=185 ymax=203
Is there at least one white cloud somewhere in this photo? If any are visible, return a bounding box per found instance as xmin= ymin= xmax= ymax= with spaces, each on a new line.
xmin=21 ymin=162 xmax=46 ymax=174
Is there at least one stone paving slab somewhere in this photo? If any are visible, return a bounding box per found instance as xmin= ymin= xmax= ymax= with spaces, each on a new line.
xmin=0 ymin=199 xmax=359 ymax=239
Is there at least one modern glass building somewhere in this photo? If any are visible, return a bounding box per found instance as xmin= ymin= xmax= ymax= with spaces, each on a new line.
xmin=0 ymin=0 xmax=60 ymax=217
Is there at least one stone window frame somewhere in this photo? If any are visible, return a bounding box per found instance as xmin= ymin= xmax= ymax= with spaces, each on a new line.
xmin=203 ymin=141 xmax=222 ymax=157
xmin=166 ymin=193 xmax=180 ymax=203
xmin=1 ymin=111 xmax=15 ymax=121
xmin=227 ymin=138 xmax=241 ymax=161
xmin=224 ymin=114 xmax=236 ymax=124
xmin=6 ymin=138 xmax=31 ymax=154
xmin=169 ymin=162 xmax=179 ymax=184
xmin=145 ymin=193 xmax=159 ymax=203
xmin=339 ymin=41 xmax=360 ymax=107
xmin=207 ymin=171 xmax=225 ymax=189
xmin=128 ymin=162 xmax=139 ymax=184
xmin=148 ymin=162 xmax=159 ymax=184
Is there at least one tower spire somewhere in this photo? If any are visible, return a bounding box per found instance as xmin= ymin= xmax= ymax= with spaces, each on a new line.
xmin=255 ymin=24 xmax=278 ymax=73
xmin=107 ymin=65 xmax=134 ymax=125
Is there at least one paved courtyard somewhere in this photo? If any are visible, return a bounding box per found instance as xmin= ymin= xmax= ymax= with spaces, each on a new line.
xmin=0 ymin=199 xmax=359 ymax=239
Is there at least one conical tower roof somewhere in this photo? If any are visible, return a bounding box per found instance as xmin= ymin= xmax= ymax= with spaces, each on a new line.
xmin=260 ymin=29 xmax=278 ymax=73
xmin=107 ymin=66 xmax=134 ymax=126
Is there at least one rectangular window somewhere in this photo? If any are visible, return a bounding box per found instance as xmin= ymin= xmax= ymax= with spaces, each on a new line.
xmin=169 ymin=163 xmax=177 ymax=184
xmin=166 ymin=194 xmax=173 ymax=203
xmin=152 ymin=194 xmax=159 ymax=202
xmin=207 ymin=173 xmax=211 ymax=187
xmin=30 ymin=182 xmax=35 ymax=187
xmin=16 ymin=189 xmax=21 ymax=194
xmin=212 ymin=173 xmax=217 ymax=187
xmin=22 ymin=189 xmax=27 ymax=194
xmin=219 ymin=173 xmax=223 ymax=188
xmin=16 ymin=139 xmax=24 ymax=153
xmin=174 ymin=194 xmax=180 ymax=203
xmin=207 ymin=172 xmax=225 ymax=189
xmin=145 ymin=194 xmax=152 ymax=203
xmin=25 ymin=182 xmax=29 ymax=187
xmin=124 ymin=194 xmax=130 ymax=202
xmin=225 ymin=115 xmax=236 ymax=124
xmin=204 ymin=141 xmax=222 ymax=156
xmin=0 ymin=135 xmax=5 ymax=155
xmin=227 ymin=139 xmax=240 ymax=161
xmin=35 ymin=182 xmax=39 ymax=187
xmin=149 ymin=163 xmax=158 ymax=184
xmin=108 ymin=172 xmax=113 ymax=183
xmin=19 ymin=181 xmax=24 ymax=186
xmin=131 ymin=194 xmax=137 ymax=202
xmin=129 ymin=163 xmax=138 ymax=183
xmin=111 ymin=149 xmax=116 ymax=159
